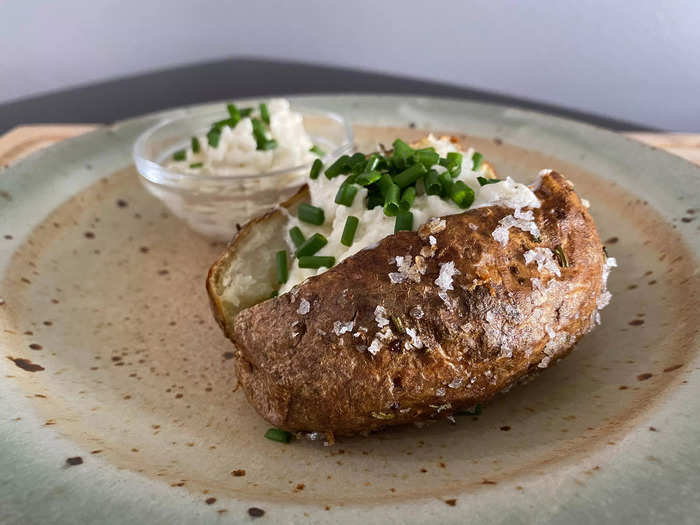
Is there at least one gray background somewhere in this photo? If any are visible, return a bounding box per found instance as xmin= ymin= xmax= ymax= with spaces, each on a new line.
xmin=1 ymin=0 xmax=698 ymax=130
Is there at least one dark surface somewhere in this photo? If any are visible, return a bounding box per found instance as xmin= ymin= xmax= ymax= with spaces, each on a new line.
xmin=0 ymin=57 xmax=653 ymax=134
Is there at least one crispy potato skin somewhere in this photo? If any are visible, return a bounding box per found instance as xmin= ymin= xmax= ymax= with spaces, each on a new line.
xmin=222 ymin=172 xmax=605 ymax=435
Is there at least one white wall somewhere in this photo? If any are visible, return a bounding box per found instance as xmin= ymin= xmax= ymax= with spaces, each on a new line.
xmin=1 ymin=0 xmax=698 ymax=130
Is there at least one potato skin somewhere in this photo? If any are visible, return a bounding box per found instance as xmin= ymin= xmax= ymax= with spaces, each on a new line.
xmin=228 ymin=172 xmax=606 ymax=435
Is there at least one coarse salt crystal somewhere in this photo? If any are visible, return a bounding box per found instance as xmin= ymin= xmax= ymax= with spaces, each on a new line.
xmin=435 ymin=261 xmax=460 ymax=291
xmin=374 ymin=305 xmax=389 ymax=328
xmin=448 ymin=378 xmax=463 ymax=389
xmin=524 ymin=247 xmax=561 ymax=277
xmin=491 ymin=210 xmax=541 ymax=247
xmin=297 ymin=298 xmax=310 ymax=315
xmin=333 ymin=320 xmax=354 ymax=336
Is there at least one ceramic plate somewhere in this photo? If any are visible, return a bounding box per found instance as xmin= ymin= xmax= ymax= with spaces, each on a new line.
xmin=1 ymin=95 xmax=698 ymax=524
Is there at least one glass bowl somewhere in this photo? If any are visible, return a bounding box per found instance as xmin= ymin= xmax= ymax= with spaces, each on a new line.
xmin=133 ymin=105 xmax=353 ymax=240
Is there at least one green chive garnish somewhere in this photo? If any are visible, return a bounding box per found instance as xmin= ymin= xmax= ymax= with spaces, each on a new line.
xmin=207 ymin=129 xmax=221 ymax=148
xmin=227 ymin=103 xmax=241 ymax=122
xmin=394 ymin=210 xmax=413 ymax=233
xmin=324 ymin=155 xmax=350 ymax=179
xmin=309 ymin=158 xmax=323 ymax=180
xmin=341 ymin=216 xmax=359 ymax=246
xmin=270 ymin=289 xmax=278 ymax=298
xmin=438 ymin=171 xmax=454 ymax=196
xmin=310 ymin=145 xmax=325 ymax=157
xmin=393 ymin=163 xmax=427 ymax=188
xmin=477 ymin=176 xmax=501 ymax=186
xmin=450 ymin=181 xmax=475 ymax=209
xmin=295 ymin=233 xmax=328 ymax=257
xmin=172 ymin=149 xmax=186 ymax=161
xmin=239 ymin=107 xmax=253 ymax=118
xmin=416 ymin=148 xmax=439 ymax=168
xmin=383 ymin=183 xmax=401 ymax=217
xmin=471 ymin=152 xmax=483 ymax=170
xmin=189 ymin=162 xmax=203 ymax=169
xmin=366 ymin=187 xmax=384 ymax=210
xmin=424 ymin=169 xmax=442 ymax=196
xmin=554 ymin=245 xmax=569 ymax=268
xmin=264 ymin=427 xmax=292 ymax=443
xmin=252 ymin=118 xmax=277 ymax=151
xmin=259 ymin=103 xmax=270 ymax=125
xmin=275 ymin=250 xmax=288 ymax=284
xmin=298 ymin=203 xmax=325 ymax=225
xmin=400 ymin=186 xmax=416 ymax=211
xmin=355 ymin=170 xmax=382 ymax=186
xmin=298 ymin=255 xmax=335 ymax=269
xmin=377 ymin=173 xmax=394 ymax=197
xmin=261 ymin=139 xmax=278 ymax=150
xmin=289 ymin=227 xmax=305 ymax=248
xmin=392 ymin=138 xmax=414 ymax=168
xmin=191 ymin=137 xmax=200 ymax=153
xmin=364 ymin=153 xmax=381 ymax=172
xmin=335 ymin=182 xmax=358 ymax=207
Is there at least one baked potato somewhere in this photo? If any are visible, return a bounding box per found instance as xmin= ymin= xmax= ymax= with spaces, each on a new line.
xmin=207 ymin=136 xmax=614 ymax=436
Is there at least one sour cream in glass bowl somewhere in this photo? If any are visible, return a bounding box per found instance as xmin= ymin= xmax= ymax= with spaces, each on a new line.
xmin=133 ymin=99 xmax=353 ymax=240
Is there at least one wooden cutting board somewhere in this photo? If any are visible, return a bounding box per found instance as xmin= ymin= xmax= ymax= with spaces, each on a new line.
xmin=1 ymin=124 xmax=699 ymax=167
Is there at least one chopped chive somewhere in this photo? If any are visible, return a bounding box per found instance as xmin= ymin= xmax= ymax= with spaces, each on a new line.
xmin=295 ymin=232 xmax=327 ymax=257
xmin=349 ymin=152 xmax=367 ymax=172
xmin=310 ymin=144 xmax=325 ymax=157
xmin=227 ymin=103 xmax=241 ymax=121
xmin=172 ymin=149 xmax=186 ymax=161
xmin=298 ymin=255 xmax=335 ymax=269
xmin=377 ymin=173 xmax=395 ymax=197
xmin=309 ymin=158 xmax=323 ymax=180
xmin=471 ymin=152 xmax=483 ymax=170
xmin=275 ymin=250 xmax=288 ymax=284
xmin=394 ymin=210 xmax=413 ymax=233
xmin=355 ymin=170 xmax=382 ymax=186
xmin=400 ymin=186 xmax=416 ymax=211
xmin=207 ymin=129 xmax=221 ymax=148
xmin=264 ymin=427 xmax=292 ymax=443
xmin=191 ymin=137 xmax=200 ymax=153
xmin=383 ymin=183 xmax=401 ymax=217
xmin=392 ymin=138 xmax=414 ymax=168
xmin=298 ymin=203 xmax=325 ymax=225
xmin=212 ymin=118 xmax=237 ymax=131
xmin=366 ymin=187 xmax=384 ymax=209
xmin=364 ymin=153 xmax=381 ymax=172
xmin=289 ymin=227 xmax=306 ymax=248
xmin=424 ymin=169 xmax=442 ymax=195
xmin=390 ymin=315 xmax=405 ymax=334
xmin=251 ymin=118 xmax=273 ymax=150
xmin=341 ymin=216 xmax=359 ymax=246
xmin=394 ymin=163 xmax=427 ymax=188
xmin=440 ymin=152 xmax=463 ymax=177
xmin=446 ymin=151 xmax=463 ymax=167
xmin=189 ymin=162 xmax=203 ymax=169
xmin=554 ymin=245 xmax=569 ymax=268
xmin=438 ymin=171 xmax=454 ymax=196
xmin=335 ymin=183 xmax=358 ymax=207
xmin=259 ymin=103 xmax=270 ymax=125
xmin=239 ymin=107 xmax=253 ymax=118
xmin=450 ymin=181 xmax=475 ymax=209
xmin=270 ymin=289 xmax=278 ymax=298
xmin=259 ymin=139 xmax=278 ymax=151
xmin=324 ymin=155 xmax=350 ymax=179
xmin=477 ymin=176 xmax=502 ymax=186
xmin=415 ymin=148 xmax=439 ymax=168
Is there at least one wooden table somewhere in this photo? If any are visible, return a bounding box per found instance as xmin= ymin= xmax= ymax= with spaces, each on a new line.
xmin=1 ymin=125 xmax=699 ymax=168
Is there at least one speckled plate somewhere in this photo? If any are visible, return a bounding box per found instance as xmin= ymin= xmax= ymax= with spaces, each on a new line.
xmin=1 ymin=95 xmax=699 ymax=524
